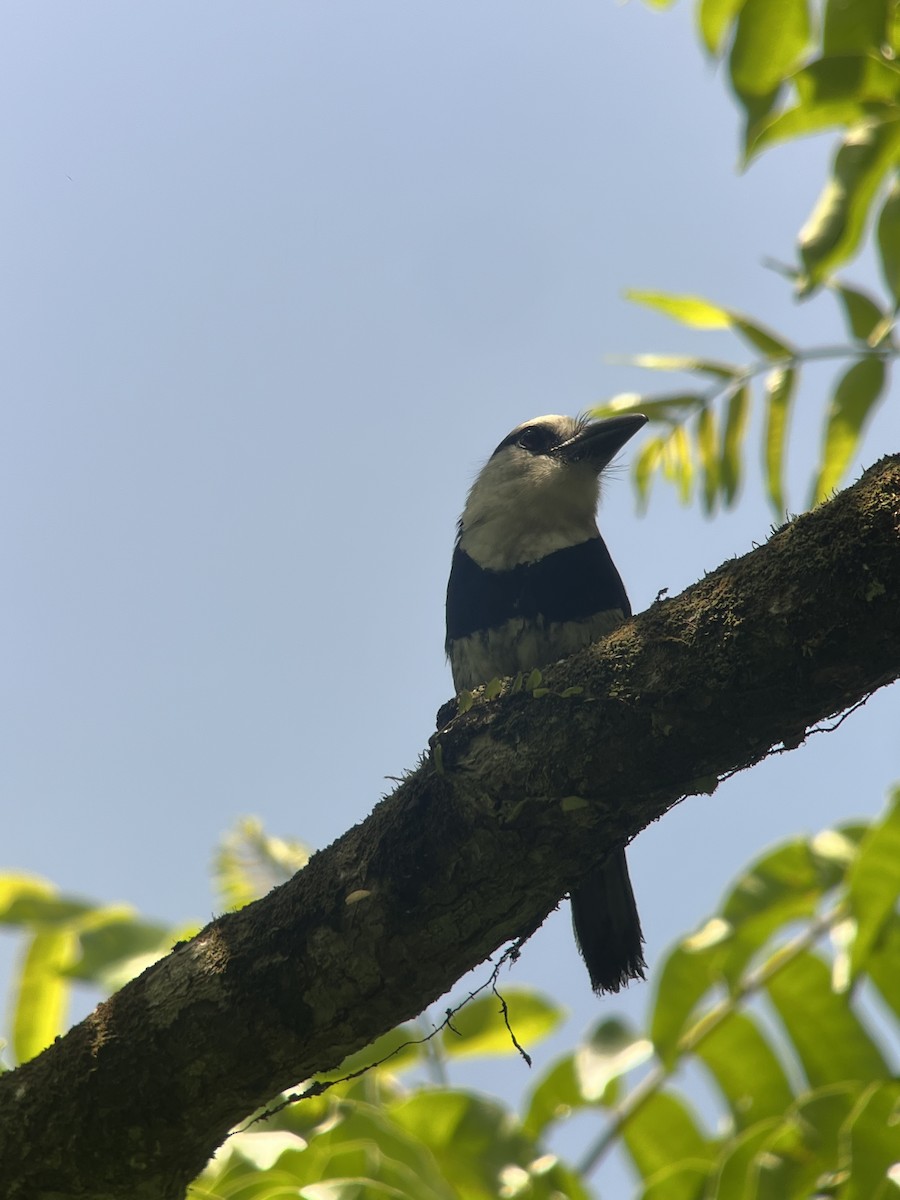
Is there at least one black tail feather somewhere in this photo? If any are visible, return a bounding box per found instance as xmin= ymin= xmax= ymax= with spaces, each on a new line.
xmin=571 ymin=848 xmax=646 ymax=994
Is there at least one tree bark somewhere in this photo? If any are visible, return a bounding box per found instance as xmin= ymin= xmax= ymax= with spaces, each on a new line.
xmin=2 ymin=456 xmax=899 ymax=1200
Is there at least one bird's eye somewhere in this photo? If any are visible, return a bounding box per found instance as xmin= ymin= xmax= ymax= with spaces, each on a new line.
xmin=517 ymin=426 xmax=548 ymax=452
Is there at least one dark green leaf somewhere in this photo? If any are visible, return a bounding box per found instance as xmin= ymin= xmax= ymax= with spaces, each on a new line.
xmin=823 ymin=0 xmax=891 ymax=55
xmin=694 ymin=1011 xmax=794 ymax=1129
xmin=811 ymin=355 xmax=887 ymax=502
xmin=833 ymin=283 xmax=888 ymax=341
xmin=762 ymin=366 xmax=796 ymax=515
xmin=847 ymin=788 xmax=900 ymax=976
xmin=64 ymin=911 xmax=173 ymax=985
xmin=766 ymin=951 xmax=891 ymax=1087
xmin=876 ymin=177 xmax=900 ymax=301
xmin=799 ymin=116 xmax=900 ymax=289
xmin=621 ymin=1091 xmax=713 ymax=1181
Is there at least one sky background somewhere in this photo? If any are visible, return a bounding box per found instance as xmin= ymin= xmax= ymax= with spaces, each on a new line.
xmin=3 ymin=1 xmax=898 ymax=1194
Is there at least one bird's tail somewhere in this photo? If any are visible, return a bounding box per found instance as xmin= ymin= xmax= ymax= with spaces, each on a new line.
xmin=571 ymin=848 xmax=646 ymax=994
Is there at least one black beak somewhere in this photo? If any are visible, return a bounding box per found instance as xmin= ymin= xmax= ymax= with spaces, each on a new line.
xmin=553 ymin=414 xmax=648 ymax=471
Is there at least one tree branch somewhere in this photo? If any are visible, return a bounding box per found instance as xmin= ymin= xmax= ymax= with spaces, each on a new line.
xmin=3 ymin=456 xmax=899 ymax=1200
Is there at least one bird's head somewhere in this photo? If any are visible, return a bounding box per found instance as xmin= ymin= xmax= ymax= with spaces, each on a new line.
xmin=458 ymin=413 xmax=647 ymax=569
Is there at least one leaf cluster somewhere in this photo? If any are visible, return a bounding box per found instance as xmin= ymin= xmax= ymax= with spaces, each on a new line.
xmin=606 ymin=0 xmax=900 ymax=516
xmin=5 ymin=793 xmax=897 ymax=1199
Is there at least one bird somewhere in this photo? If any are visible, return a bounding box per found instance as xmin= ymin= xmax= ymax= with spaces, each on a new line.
xmin=445 ymin=412 xmax=648 ymax=994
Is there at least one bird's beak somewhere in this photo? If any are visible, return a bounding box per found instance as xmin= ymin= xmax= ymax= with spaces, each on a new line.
xmin=553 ymin=414 xmax=648 ymax=471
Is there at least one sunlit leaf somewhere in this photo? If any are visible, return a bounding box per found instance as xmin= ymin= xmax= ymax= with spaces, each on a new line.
xmin=12 ymin=927 xmax=78 ymax=1063
xmin=823 ymin=0 xmax=891 ymax=55
xmin=626 ymin=353 xmax=741 ymax=379
xmin=751 ymin=53 xmax=900 ymax=158
xmin=698 ymin=0 xmax=750 ymax=56
xmin=641 ymin=1159 xmax=712 ymax=1200
xmin=710 ymin=1117 xmax=783 ymax=1197
xmin=810 ymin=355 xmax=887 ymax=502
xmin=322 ymin=1023 xmax=425 ymax=1081
xmin=876 ymin=177 xmax=900 ymax=302
xmin=847 ymin=789 xmax=900 ymax=977
xmin=693 ymin=1011 xmax=794 ymax=1129
xmin=766 ymin=951 xmax=891 ymax=1087
xmin=729 ymin=0 xmax=810 ymax=146
xmin=0 ymin=875 xmax=94 ymax=926
xmin=798 ymin=116 xmax=900 ymax=289
xmin=439 ymin=988 xmax=563 ymax=1059
xmin=625 ymin=290 xmax=734 ymax=328
xmin=720 ymin=383 xmax=749 ymax=504
xmin=762 ymin=366 xmax=796 ymax=515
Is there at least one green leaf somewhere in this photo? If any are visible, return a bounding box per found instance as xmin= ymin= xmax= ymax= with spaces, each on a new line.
xmin=523 ymin=1054 xmax=582 ymax=1137
xmin=641 ymin=1160 xmax=711 ymax=1200
xmin=697 ymin=406 xmax=720 ymax=514
xmin=621 ymin=1091 xmax=712 ymax=1181
xmin=762 ymin=366 xmax=796 ymax=515
xmin=12 ymin=927 xmax=78 ymax=1063
xmin=876 ymin=177 xmax=900 ymax=302
xmin=720 ymin=383 xmax=749 ymax=504
xmin=839 ymin=1080 xmax=900 ymax=1200
xmin=867 ymin=912 xmax=900 ymax=1021
xmin=710 ymin=1117 xmax=783 ymax=1197
xmin=698 ymin=0 xmax=749 ymax=56
xmin=729 ymin=0 xmax=811 ymax=146
xmin=664 ymin=424 xmax=694 ymax=504
xmin=847 ymin=789 xmax=900 ymax=977
xmin=750 ymin=53 xmax=900 ymax=158
xmin=626 ymin=353 xmax=741 ymax=379
xmin=766 ymin=951 xmax=891 ymax=1087
xmin=0 ymin=874 xmax=94 ymax=926
xmin=798 ymin=116 xmax=900 ymax=289
xmin=833 ymin=283 xmax=888 ymax=342
xmin=694 ymin=1011 xmax=794 ymax=1129
xmin=718 ymin=835 xmax=845 ymax=986
xmin=823 ymin=0 xmax=891 ymax=55
xmin=651 ymin=919 xmax=731 ymax=1066
xmin=754 ymin=1084 xmax=862 ymax=1199
xmin=811 ymin=355 xmax=887 ymax=502
xmin=63 ymin=909 xmax=173 ymax=986
xmin=634 ymin=435 xmax=666 ymax=512
xmin=439 ymin=988 xmax=563 ymax=1059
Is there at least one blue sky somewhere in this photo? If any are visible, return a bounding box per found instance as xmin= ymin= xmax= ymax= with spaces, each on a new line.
xmin=3 ymin=1 xmax=898 ymax=1192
